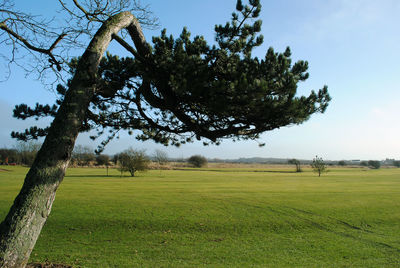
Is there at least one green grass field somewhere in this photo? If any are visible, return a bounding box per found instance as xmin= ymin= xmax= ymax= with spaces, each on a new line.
xmin=1 ymin=166 xmax=400 ymax=267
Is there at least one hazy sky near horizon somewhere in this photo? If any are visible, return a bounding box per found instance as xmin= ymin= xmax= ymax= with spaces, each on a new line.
xmin=1 ymin=0 xmax=399 ymax=160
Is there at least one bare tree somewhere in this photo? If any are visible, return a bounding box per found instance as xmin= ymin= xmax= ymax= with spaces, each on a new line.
xmin=311 ymin=155 xmax=327 ymax=177
xmin=0 ymin=0 xmax=157 ymax=82
xmin=13 ymin=141 xmax=41 ymax=166
xmin=71 ymin=145 xmax=95 ymax=166
xmin=117 ymin=148 xmax=149 ymax=177
xmin=153 ymin=149 xmax=168 ymax=167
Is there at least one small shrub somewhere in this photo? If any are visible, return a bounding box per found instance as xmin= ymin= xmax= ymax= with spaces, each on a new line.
xmin=368 ymin=160 xmax=381 ymax=169
xmin=188 ymin=155 xmax=207 ymax=168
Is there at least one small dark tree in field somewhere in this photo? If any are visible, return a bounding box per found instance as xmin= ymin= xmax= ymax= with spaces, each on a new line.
xmin=368 ymin=160 xmax=381 ymax=169
xmin=288 ymin=158 xmax=301 ymax=172
xmin=118 ymin=149 xmax=150 ymax=177
xmin=188 ymin=155 xmax=208 ymax=168
xmin=112 ymin=154 xmax=119 ymax=166
xmin=360 ymin=161 xmax=368 ymax=167
xmin=311 ymin=156 xmax=327 ymax=177
xmin=0 ymin=0 xmax=331 ymax=265
xmin=96 ymin=154 xmax=110 ymax=176
xmin=96 ymin=154 xmax=110 ymax=166
xmin=393 ymin=161 xmax=400 ymax=168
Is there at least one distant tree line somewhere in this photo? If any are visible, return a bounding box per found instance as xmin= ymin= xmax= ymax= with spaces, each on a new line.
xmin=0 ymin=142 xmax=41 ymax=166
xmin=360 ymin=160 xmax=381 ymax=169
xmin=2 ymin=142 xmax=397 ymax=173
xmin=0 ymin=142 xmax=211 ymax=171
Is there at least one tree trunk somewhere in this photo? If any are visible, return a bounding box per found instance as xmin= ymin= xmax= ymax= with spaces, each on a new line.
xmin=0 ymin=12 xmax=141 ymax=268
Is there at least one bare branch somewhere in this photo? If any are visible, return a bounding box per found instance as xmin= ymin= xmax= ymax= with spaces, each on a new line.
xmin=0 ymin=22 xmax=66 ymax=71
xmin=48 ymin=33 xmax=67 ymax=52
xmin=72 ymin=0 xmax=102 ymax=22
xmin=0 ymin=0 xmax=158 ymax=82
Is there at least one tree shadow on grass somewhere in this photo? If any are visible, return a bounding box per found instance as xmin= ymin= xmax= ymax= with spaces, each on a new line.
xmin=172 ymin=168 xmax=297 ymax=173
xmin=65 ymin=175 xmax=130 ymax=178
xmin=27 ymin=263 xmax=72 ymax=268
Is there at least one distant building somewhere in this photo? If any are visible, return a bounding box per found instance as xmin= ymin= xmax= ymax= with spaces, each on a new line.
xmin=383 ymin=158 xmax=395 ymax=165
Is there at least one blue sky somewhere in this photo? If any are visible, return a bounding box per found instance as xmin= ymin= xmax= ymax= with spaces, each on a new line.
xmin=1 ymin=0 xmax=399 ymax=160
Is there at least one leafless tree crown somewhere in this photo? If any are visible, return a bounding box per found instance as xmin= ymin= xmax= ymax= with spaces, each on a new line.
xmin=0 ymin=0 xmax=158 ymax=81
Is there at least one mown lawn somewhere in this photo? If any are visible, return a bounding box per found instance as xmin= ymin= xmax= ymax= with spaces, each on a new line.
xmin=1 ymin=166 xmax=400 ymax=267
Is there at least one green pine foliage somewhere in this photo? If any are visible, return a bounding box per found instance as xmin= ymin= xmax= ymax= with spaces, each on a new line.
xmin=11 ymin=0 xmax=331 ymax=153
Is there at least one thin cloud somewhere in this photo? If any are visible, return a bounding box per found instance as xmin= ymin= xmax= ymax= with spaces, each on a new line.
xmin=296 ymin=0 xmax=400 ymax=42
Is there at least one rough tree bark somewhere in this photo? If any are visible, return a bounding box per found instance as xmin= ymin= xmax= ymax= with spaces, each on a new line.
xmin=0 ymin=11 xmax=146 ymax=268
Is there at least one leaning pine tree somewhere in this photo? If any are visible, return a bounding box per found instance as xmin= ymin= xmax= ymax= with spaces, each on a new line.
xmin=0 ymin=0 xmax=331 ymax=266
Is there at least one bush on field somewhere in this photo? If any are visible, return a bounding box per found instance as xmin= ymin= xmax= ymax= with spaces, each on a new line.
xmin=368 ymin=160 xmax=381 ymax=169
xmin=117 ymin=148 xmax=150 ymax=177
xmin=188 ymin=155 xmax=207 ymax=168
xmin=311 ymin=155 xmax=327 ymax=177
